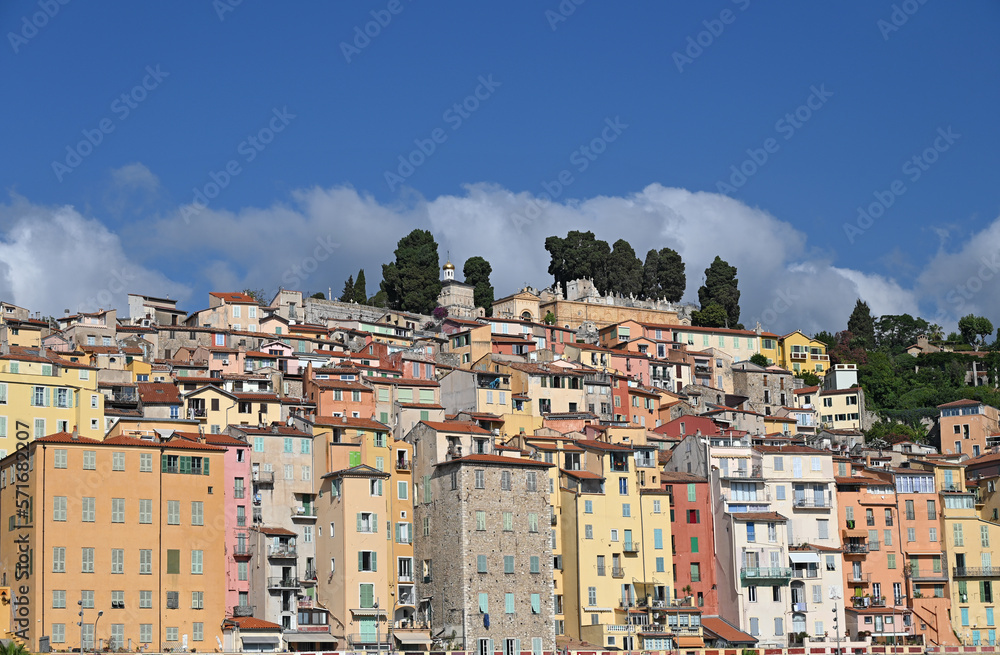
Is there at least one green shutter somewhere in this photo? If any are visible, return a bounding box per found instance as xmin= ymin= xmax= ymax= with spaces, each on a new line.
xmin=349 ymin=451 xmax=361 ymax=467
xmin=396 ymin=523 xmax=402 ymax=543
xmin=180 ymin=457 xmax=191 ymax=474
xmin=361 ymin=584 xmax=373 ymax=608
xmin=357 ymin=513 xmax=363 ymax=532
xmin=67 ymin=390 xmax=73 ymax=408
xmin=44 ymin=387 xmax=51 ymax=406
xmin=479 ymin=593 xmax=488 ymax=613
xmin=531 ymin=594 xmax=540 ymax=613
xmin=373 ymin=514 xmax=378 ymax=533
xmin=358 ymin=552 xmax=363 ymax=571
xmin=167 ymin=549 xmax=179 ymax=574
xmin=203 ymin=457 xmax=209 ymax=475
xmin=371 ymin=552 xmax=377 ymax=571
xmin=161 ymin=456 xmax=168 ymax=473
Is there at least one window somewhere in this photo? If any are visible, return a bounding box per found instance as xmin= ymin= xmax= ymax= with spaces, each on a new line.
xmin=530 ymin=556 xmax=540 ymax=574
xmin=690 ymin=563 xmax=701 ymax=582
xmin=140 ymin=590 xmax=152 ymax=608
xmin=139 ymin=625 xmax=152 ymax=644
xmin=983 ymin=525 xmax=991 ymax=548
xmin=585 ymin=524 xmax=593 ymax=539
xmin=166 ymin=627 xmax=179 ymax=642
xmin=53 ymin=589 xmax=66 ymax=608
xmin=905 ymin=500 xmax=915 ymax=520
xmin=503 ymin=512 xmax=513 ymax=531
xmin=140 ymin=549 xmax=152 ymax=574
xmin=139 ymin=453 xmax=152 ymax=472
xmin=885 ymin=508 xmax=893 ymax=526
xmin=479 ymin=593 xmax=489 ymax=613
xmin=83 ymin=450 xmax=96 ymax=470
xmin=505 ymin=593 xmax=515 ymax=614
xmin=884 ymin=529 xmax=892 ymax=546
xmin=504 ymin=555 xmax=515 ymax=573
xmin=112 ymin=452 xmax=125 ymax=471
xmin=478 ymin=555 xmax=488 ymax=573
xmin=610 ymin=529 xmax=619 ymax=542
xmin=168 ymin=500 xmax=180 ymax=525
xmin=359 ymin=551 xmax=377 ymax=572
xmin=475 ymin=470 xmax=486 ymax=489
xmin=687 ymin=509 xmax=700 ymax=523
xmin=775 ymin=617 xmax=784 ymax=636
xmin=622 ymin=503 xmax=631 ymax=517
xmin=193 ymin=622 xmax=204 ymax=642
xmin=191 ymin=550 xmax=203 ymax=574
xmin=111 ymin=498 xmax=124 ymax=523
xmin=192 ymin=591 xmax=204 ymax=609
xmin=929 ymin=527 xmax=938 ymax=542
xmin=747 ymin=523 xmax=756 ymax=542
xmin=81 ymin=497 xmax=95 ymax=521
xmin=111 ymin=590 xmax=125 ymax=609
xmin=584 ymin=500 xmax=593 ymax=514
xmin=167 ymin=549 xmax=180 ymax=574
xmin=748 ymin=586 xmax=757 ymax=602
xmin=53 ymin=449 xmax=67 ymax=468
xmin=476 ymin=511 xmax=486 ymax=531
xmin=81 ymin=547 xmax=94 ymax=573
xmin=111 ymin=548 xmax=124 ymax=574
xmin=619 ymin=477 xmax=628 ymax=495
xmin=53 ymin=496 xmax=67 ymax=521
xmin=501 ymin=470 xmax=512 ymax=490
xmin=954 ymin=524 xmax=965 ymax=546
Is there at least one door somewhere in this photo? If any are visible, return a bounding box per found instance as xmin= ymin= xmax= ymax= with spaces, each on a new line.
xmin=794 ymin=484 xmax=806 ymax=505
xmin=852 ymin=561 xmax=862 ymax=580
xmin=359 ymin=617 xmax=378 ymax=643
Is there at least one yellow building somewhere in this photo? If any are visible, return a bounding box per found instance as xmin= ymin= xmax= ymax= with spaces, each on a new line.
xmin=817 ymin=387 xmax=865 ymax=431
xmin=0 ymin=318 xmax=45 ymax=348
xmin=127 ymin=358 xmax=153 ymax=383
xmin=554 ymin=439 xmax=675 ymax=649
xmin=0 ymin=431 xmax=227 ymax=650
xmin=183 ymin=385 xmax=281 ymax=433
xmin=0 ymin=347 xmax=104 ymax=449
xmin=776 ymin=331 xmax=830 ymax=376
xmin=758 ymin=332 xmax=781 ymax=366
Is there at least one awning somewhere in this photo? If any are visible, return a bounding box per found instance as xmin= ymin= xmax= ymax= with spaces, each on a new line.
xmin=394 ymin=633 xmax=434 ymax=646
xmin=351 ymin=608 xmax=388 ymax=616
xmin=241 ymin=636 xmax=281 ymax=644
xmin=842 ymin=529 xmax=867 ymax=538
xmin=283 ymin=633 xmax=339 ymax=643
xmin=788 ymin=552 xmax=821 ymax=564
xmin=675 ymin=636 xmax=705 ymax=648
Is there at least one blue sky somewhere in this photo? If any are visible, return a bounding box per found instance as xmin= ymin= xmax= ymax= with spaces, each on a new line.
xmin=2 ymin=1 xmax=999 ymax=333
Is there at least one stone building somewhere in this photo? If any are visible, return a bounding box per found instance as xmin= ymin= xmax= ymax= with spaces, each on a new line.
xmin=731 ymin=362 xmax=795 ymax=418
xmin=437 ymin=260 xmax=485 ymax=319
xmin=412 ymin=453 xmax=555 ymax=654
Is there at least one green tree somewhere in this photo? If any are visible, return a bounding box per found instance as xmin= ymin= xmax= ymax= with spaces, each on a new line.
xmin=309 ymin=291 xmax=325 ymax=299
xmin=353 ymin=269 xmax=368 ymax=305
xmin=749 ymin=353 xmax=769 ymax=367
xmin=697 ymin=256 xmax=741 ymax=328
xmin=691 ymin=302 xmax=729 ymax=328
xmin=380 ymin=229 xmax=442 ymax=314
xmin=463 ymin=256 xmax=495 ymax=316
xmin=642 ymin=247 xmax=685 ymax=302
xmin=607 ymin=239 xmax=643 ymax=297
xmin=813 ymin=330 xmax=837 ymax=351
xmin=875 ymin=314 xmax=929 ymax=354
xmin=340 ymin=275 xmax=355 ymax=302
xmin=368 ymin=289 xmax=388 ymax=308
xmin=958 ymin=314 xmax=994 ymax=350
xmin=242 ymin=288 xmax=268 ymax=305
xmin=847 ymin=299 xmax=875 ymax=350
xmin=544 ymin=230 xmax=611 ymax=295
xmin=543 ymin=310 xmax=556 ymax=325
xmin=796 ymin=371 xmax=821 ymax=386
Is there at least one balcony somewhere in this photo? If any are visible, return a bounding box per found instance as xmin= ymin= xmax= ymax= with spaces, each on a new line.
xmin=291 ymin=506 xmax=317 ymax=520
xmin=233 ymin=604 xmax=255 ymax=617
xmin=267 ymin=544 xmax=297 ymax=558
xmin=721 ymin=467 xmax=763 ymax=480
xmin=790 ymin=352 xmax=808 ymax=361
xmin=792 ymin=602 xmax=808 ymax=612
xmin=301 ymin=569 xmax=318 ymax=584
xmin=740 ymin=567 xmax=792 ymax=586
xmin=597 ymin=566 xmax=606 ymax=576
xmin=233 ymin=544 xmax=253 ymax=558
xmin=612 ymin=567 xmax=625 ymax=578
xmin=848 ymin=572 xmax=871 ymax=584
xmin=843 ymin=543 xmax=869 ymax=555
xmin=622 ymin=541 xmax=640 ymax=554
xmin=188 ymin=407 xmax=207 ymax=418
xmin=906 ymin=568 xmax=948 ymax=581
xmin=398 ymin=573 xmax=413 ymax=583
xmin=953 ymin=566 xmax=1000 ymax=577
xmin=395 ymin=459 xmax=411 ymax=471
xmin=793 ymin=568 xmax=821 ymax=579
xmin=618 ymin=598 xmax=637 ymax=609
xmin=793 ymin=497 xmax=831 ymax=509
xmin=852 ymin=597 xmax=886 ymax=609
xmin=254 ymin=471 xmax=274 ymax=486
xmin=267 ymin=576 xmax=299 ymax=589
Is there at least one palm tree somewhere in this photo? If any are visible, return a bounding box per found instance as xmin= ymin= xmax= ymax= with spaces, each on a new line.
xmin=0 ymin=641 xmax=31 ymax=655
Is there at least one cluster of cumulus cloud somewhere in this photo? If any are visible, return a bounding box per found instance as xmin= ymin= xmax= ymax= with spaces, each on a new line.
xmin=1 ymin=164 xmax=996 ymax=335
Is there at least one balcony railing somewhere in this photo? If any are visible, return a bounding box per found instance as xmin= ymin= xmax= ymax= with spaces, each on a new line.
xmin=793 ymin=568 xmax=821 ymax=579
xmin=612 ymin=567 xmax=625 ymax=578
xmin=953 ymin=566 xmax=1000 ymax=577
xmin=852 ymin=597 xmax=886 ymax=608
xmin=907 ymin=568 xmax=948 ymax=581
xmin=398 ymin=573 xmax=413 ymax=583
xmin=623 ymin=541 xmax=640 ymax=554
xmin=267 ymin=577 xmax=299 ymax=588
xmin=793 ymin=497 xmax=831 ymax=509
xmin=267 ymin=544 xmax=297 ymax=558
xmin=618 ymin=598 xmax=637 ymax=608
xmin=721 ymin=468 xmax=763 ymax=480
xmin=843 ymin=543 xmax=869 ymax=554
xmin=792 ymin=602 xmax=808 ymax=612
xmin=292 ymin=506 xmax=317 ymax=519
xmin=597 ymin=566 xmax=606 ymax=576
xmin=848 ymin=572 xmax=871 ymax=584
xmin=395 ymin=459 xmax=410 ymax=471
xmin=188 ymin=408 xmax=207 ymax=418
xmin=254 ymin=471 xmax=274 ymax=486
xmin=233 ymin=544 xmax=253 ymax=557
xmin=233 ymin=604 xmax=255 ymax=617
xmin=740 ymin=567 xmax=793 ymax=585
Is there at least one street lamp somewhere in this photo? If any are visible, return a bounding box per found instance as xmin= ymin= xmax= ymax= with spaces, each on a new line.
xmin=94 ymin=611 xmax=104 ymax=652
xmin=832 ymin=605 xmax=841 ymax=655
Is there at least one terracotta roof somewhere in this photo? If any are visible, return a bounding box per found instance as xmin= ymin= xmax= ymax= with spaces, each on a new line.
xmin=672 ymin=325 xmax=759 ymax=336
xmin=233 ymin=425 xmax=312 ymax=436
xmin=398 ymin=402 xmax=446 ymax=410
xmin=35 ymin=432 xmax=102 ymax=444
xmin=314 ymin=417 xmax=389 ymax=432
xmin=937 ymin=398 xmax=985 ymax=408
xmin=226 ymin=616 xmax=282 ymax=630
xmin=730 ymin=512 xmax=788 ymax=522
xmin=310 ymin=378 xmax=371 ymax=391
xmin=701 ymin=617 xmax=757 ymax=644
xmin=819 ymin=387 xmax=862 ymax=396
xmin=659 ymin=471 xmax=707 ymax=483
xmin=138 ymin=382 xmax=181 ymax=405
xmin=576 ymin=439 xmax=634 ymax=452
xmin=419 ymin=420 xmax=491 ymax=435
xmin=793 ymin=386 xmax=820 ymax=395
xmin=754 ymin=444 xmax=827 ymax=455
xmin=257 ymin=526 xmax=297 ymax=536
xmin=440 ymin=453 xmax=553 ymax=468
xmin=209 ymin=292 xmax=259 ymax=304
xmin=561 ymin=468 xmax=604 ymax=480
xmin=245 ymin=351 xmax=278 ymax=358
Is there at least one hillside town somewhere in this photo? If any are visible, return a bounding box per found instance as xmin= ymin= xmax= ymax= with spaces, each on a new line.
xmin=0 ymin=258 xmax=998 ymax=655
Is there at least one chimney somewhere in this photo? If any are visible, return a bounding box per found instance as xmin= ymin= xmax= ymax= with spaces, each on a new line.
xmin=71 ymin=426 xmax=78 ymax=440
xmin=342 ymin=415 xmax=347 ymax=425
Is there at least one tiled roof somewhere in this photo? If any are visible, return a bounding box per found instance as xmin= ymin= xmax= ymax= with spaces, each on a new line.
xmin=234 ymin=425 xmax=312 ymax=436
xmin=937 ymin=398 xmax=984 ymax=408
xmin=209 ymin=292 xmax=259 ymax=304
xmin=753 ymin=444 xmax=827 ymax=455
xmin=560 ymin=468 xmax=603 ymax=480
xmin=35 ymin=432 xmax=102 ymax=444
xmin=138 ymin=382 xmax=181 ymax=405
xmin=701 ymin=617 xmax=757 ymax=644
xmin=576 ymin=439 xmax=634 ymax=452
xmin=418 ymin=420 xmax=491 ymax=435
xmin=226 ymin=616 xmax=282 ymax=630
xmin=730 ymin=512 xmax=788 ymax=522
xmin=441 ymin=454 xmax=553 ymax=468
xmin=257 ymin=526 xmax=296 ymax=536
xmin=314 ymin=417 xmax=389 ymax=432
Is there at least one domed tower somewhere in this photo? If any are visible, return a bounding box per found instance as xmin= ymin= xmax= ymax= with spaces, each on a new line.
xmin=442 ymin=260 xmax=455 ymax=282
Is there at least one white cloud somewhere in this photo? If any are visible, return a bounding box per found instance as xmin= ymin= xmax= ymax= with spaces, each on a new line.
xmin=0 ymin=195 xmax=189 ymax=316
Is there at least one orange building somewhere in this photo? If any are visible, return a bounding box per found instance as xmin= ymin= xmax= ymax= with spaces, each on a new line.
xmin=0 ymin=432 xmax=227 ymax=651
xmin=938 ymin=399 xmax=1000 ymax=458
xmin=304 ymin=364 xmax=376 ymax=420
